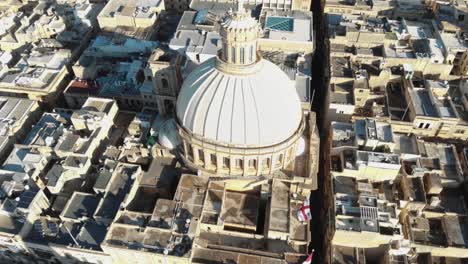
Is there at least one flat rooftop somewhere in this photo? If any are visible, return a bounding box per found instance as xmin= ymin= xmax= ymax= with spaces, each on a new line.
xmin=263 ymin=12 xmax=313 ymax=42
xmin=393 ymin=133 xmax=419 ymax=155
xmin=99 ymin=0 xmax=162 ymax=18
xmin=221 ymin=191 xmax=260 ymax=229
xmin=410 ymin=89 xmax=439 ymax=117
xmin=61 ymin=192 xmax=100 ymax=221
xmin=332 ymin=122 xmax=356 ymax=148
xmin=331 ymin=57 xmax=353 ymax=78
xmin=355 ymin=119 xmax=393 ymax=143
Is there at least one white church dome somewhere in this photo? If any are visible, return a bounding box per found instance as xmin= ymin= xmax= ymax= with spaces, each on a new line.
xmin=176 ymin=58 xmax=302 ymax=147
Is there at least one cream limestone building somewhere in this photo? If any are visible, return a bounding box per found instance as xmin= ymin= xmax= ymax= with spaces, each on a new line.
xmin=168 ymin=4 xmax=317 ymax=177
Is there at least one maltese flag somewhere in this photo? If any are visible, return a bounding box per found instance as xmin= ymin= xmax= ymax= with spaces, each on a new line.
xmin=303 ymin=250 xmax=315 ymax=264
xmin=297 ymin=197 xmax=312 ymax=222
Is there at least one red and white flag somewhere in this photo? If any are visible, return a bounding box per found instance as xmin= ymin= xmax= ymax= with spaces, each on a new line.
xmin=297 ymin=197 xmax=312 ymax=222
xmin=303 ymin=250 xmax=314 ymax=264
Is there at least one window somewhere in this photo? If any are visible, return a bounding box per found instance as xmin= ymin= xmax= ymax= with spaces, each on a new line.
xmin=161 ymin=78 xmax=169 ymax=90
xmin=231 ymin=47 xmax=235 ymax=63
xmin=223 ymin=157 xmax=230 ymax=168
xmin=187 ymin=145 xmax=193 ymax=161
xmin=250 ymin=45 xmax=254 ymax=62
xmin=223 ymin=43 xmax=227 ymax=59
xmin=276 ymin=154 xmax=283 ymax=167
xmin=424 ymin=123 xmax=430 ymax=129
xmin=264 ymin=158 xmax=271 ymax=169
xmin=240 ymin=47 xmax=244 ymax=64
xmin=236 ymin=159 xmax=244 ymax=170
xmin=210 ymin=154 xmax=217 ymax=166
xmin=198 ymin=149 xmax=205 ymax=164
xmin=418 ymin=123 xmax=424 ymax=129
xmin=455 ymin=129 xmax=465 ymax=134
xmin=248 ymin=159 xmax=257 ymax=170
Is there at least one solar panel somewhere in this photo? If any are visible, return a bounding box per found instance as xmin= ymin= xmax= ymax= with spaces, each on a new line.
xmin=265 ymin=16 xmax=294 ymax=32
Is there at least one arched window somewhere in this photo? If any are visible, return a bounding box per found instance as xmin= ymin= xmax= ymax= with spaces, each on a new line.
xmin=223 ymin=157 xmax=230 ymax=169
xmin=248 ymin=159 xmax=257 ymax=169
xmin=236 ymin=159 xmax=243 ymax=170
xmin=161 ymin=78 xmax=169 ymax=90
xmin=198 ymin=149 xmax=205 ymax=165
xmin=250 ymin=45 xmax=254 ymax=62
xmin=223 ymin=43 xmax=227 ymax=60
xmin=231 ymin=47 xmax=235 ymax=63
xmin=240 ymin=47 xmax=244 ymax=64
xmin=276 ymin=154 xmax=283 ymax=167
xmin=210 ymin=154 xmax=217 ymax=166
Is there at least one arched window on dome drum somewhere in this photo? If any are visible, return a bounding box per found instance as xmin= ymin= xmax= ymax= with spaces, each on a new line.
xmin=276 ymin=154 xmax=283 ymax=167
xmin=223 ymin=43 xmax=227 ymax=59
xmin=223 ymin=157 xmax=230 ymax=169
xmin=210 ymin=154 xmax=217 ymax=166
xmin=240 ymin=47 xmax=244 ymax=64
xmin=263 ymin=157 xmax=271 ymax=170
xmin=231 ymin=47 xmax=235 ymax=63
xmin=248 ymin=159 xmax=256 ymax=170
xmin=250 ymin=46 xmax=254 ymax=62
xmin=236 ymin=159 xmax=243 ymax=170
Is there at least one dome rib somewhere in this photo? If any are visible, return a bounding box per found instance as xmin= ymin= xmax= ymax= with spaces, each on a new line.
xmin=216 ymin=76 xmax=231 ymax=141
xmin=202 ymin=74 xmax=225 ymax=138
xmin=240 ymin=79 xmax=248 ymax=144
xmin=192 ymin=71 xmax=221 ymax=134
xmin=246 ymin=77 xmax=261 ymax=145
xmin=179 ymin=65 xmax=215 ymax=125
xmin=230 ymin=77 xmax=238 ymax=143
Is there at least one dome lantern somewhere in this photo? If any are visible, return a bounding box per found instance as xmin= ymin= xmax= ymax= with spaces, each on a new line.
xmin=218 ymin=0 xmax=261 ymax=66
